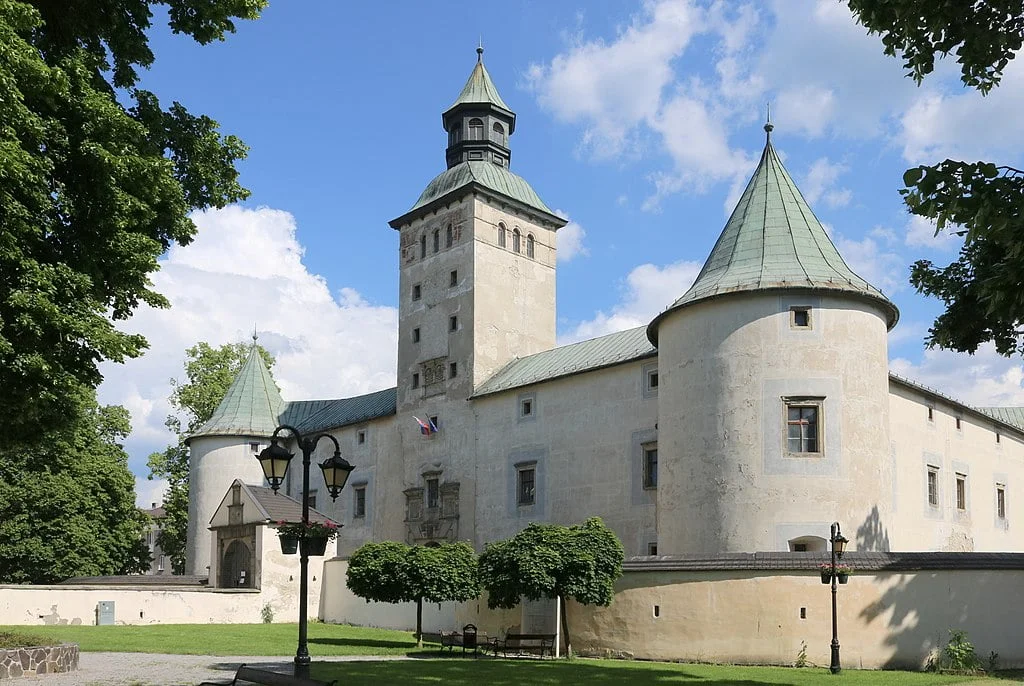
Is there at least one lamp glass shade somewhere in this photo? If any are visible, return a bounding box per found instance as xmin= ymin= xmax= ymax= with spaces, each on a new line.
xmin=833 ymin=533 xmax=849 ymax=558
xmin=257 ymin=441 xmax=293 ymax=491
xmin=320 ymin=453 xmax=355 ymax=500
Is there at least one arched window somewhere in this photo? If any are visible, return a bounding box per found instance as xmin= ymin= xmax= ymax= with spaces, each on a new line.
xmin=420 ymin=235 xmax=426 ymax=259
xmin=526 ymin=234 xmax=535 ymax=258
xmin=492 ymin=122 xmax=505 ymax=146
xmin=512 ymin=228 xmax=521 ymax=253
xmin=433 ymin=229 xmax=440 ymax=253
xmin=468 ymin=118 xmax=484 ymax=141
xmin=498 ymin=223 xmax=507 ymax=248
xmin=445 ymin=224 xmax=453 ymax=248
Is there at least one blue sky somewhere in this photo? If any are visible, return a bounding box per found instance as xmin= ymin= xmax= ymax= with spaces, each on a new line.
xmin=97 ymin=1 xmax=1024 ymax=506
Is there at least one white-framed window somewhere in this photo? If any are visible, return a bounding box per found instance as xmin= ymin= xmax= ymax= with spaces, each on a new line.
xmin=492 ymin=121 xmax=505 ymax=145
xmin=785 ymin=399 xmax=822 ymax=454
xmin=642 ymin=443 xmax=658 ymax=489
xmin=526 ymin=234 xmax=535 ymax=258
xmin=956 ymin=473 xmax=967 ymax=511
xmin=997 ymin=483 xmax=1007 ymax=519
xmin=927 ymin=466 xmax=939 ymax=507
xmin=517 ymin=465 xmax=536 ymax=506
xmin=789 ymin=305 xmax=812 ymax=328
xmin=353 ymin=486 xmax=366 ymax=518
xmin=468 ymin=118 xmax=484 ymax=140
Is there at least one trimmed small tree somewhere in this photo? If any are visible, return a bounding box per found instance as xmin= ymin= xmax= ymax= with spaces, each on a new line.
xmin=346 ymin=541 xmax=480 ymax=647
xmin=477 ymin=517 xmax=624 ymax=657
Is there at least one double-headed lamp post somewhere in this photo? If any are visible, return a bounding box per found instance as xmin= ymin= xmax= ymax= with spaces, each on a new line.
xmin=257 ymin=424 xmax=354 ymax=680
xmin=829 ymin=521 xmax=849 ymax=675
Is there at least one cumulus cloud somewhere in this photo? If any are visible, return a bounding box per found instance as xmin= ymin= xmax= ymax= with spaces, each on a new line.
xmin=802 ymin=157 xmax=852 ymax=208
xmin=553 ymin=210 xmax=589 ymax=262
xmin=834 ymin=232 xmax=908 ymax=295
xmin=97 ymin=205 xmax=398 ymax=482
xmin=560 ymin=259 xmax=703 ymax=343
xmin=903 ymin=214 xmax=962 ymax=251
xmin=891 ymin=344 xmax=1024 ymax=407
xmin=136 ymin=477 xmax=169 ymax=510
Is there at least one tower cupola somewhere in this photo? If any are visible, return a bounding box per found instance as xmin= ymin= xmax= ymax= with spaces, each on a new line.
xmin=441 ymin=47 xmax=516 ymax=169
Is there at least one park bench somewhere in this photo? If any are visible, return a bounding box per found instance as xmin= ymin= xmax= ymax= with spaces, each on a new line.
xmin=440 ymin=624 xmax=488 ymax=656
xmin=199 ymin=664 xmax=337 ymax=686
xmin=496 ymin=632 xmax=556 ymax=657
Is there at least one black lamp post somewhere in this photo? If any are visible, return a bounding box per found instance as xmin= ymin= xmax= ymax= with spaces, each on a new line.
xmin=828 ymin=521 xmax=848 ymax=675
xmin=257 ymin=424 xmax=354 ymax=680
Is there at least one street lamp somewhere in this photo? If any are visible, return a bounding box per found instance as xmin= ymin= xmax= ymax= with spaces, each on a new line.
xmin=257 ymin=424 xmax=354 ymax=680
xmin=828 ymin=521 xmax=849 ymax=675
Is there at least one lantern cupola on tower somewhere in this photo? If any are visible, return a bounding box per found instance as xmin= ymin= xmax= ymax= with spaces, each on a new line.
xmin=442 ymin=47 xmax=516 ymax=169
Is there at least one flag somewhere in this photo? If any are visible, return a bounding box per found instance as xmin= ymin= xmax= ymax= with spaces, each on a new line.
xmin=414 ymin=416 xmax=437 ymax=436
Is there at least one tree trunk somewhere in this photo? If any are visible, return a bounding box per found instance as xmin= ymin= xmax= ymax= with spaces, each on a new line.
xmin=559 ymin=595 xmax=572 ymax=658
xmin=416 ymin=597 xmax=423 ymax=648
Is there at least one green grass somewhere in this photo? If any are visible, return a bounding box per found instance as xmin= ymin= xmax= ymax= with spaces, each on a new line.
xmin=311 ymin=659 xmax=1022 ymax=686
xmin=0 ymin=623 xmax=433 ymax=656
xmin=0 ymin=630 xmax=59 ymax=648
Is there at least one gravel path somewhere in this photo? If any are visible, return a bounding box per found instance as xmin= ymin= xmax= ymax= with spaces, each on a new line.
xmin=16 ymin=653 xmax=410 ymax=686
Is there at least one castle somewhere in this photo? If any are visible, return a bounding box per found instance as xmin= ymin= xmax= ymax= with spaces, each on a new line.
xmin=179 ymin=50 xmax=1024 ymax=662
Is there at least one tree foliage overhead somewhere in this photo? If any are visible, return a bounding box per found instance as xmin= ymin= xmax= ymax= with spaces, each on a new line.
xmin=0 ymin=0 xmax=262 ymax=443
xmin=0 ymin=387 xmax=150 ymax=583
xmin=346 ymin=540 xmax=480 ymax=647
xmin=477 ymin=517 xmax=624 ymax=656
xmin=149 ymin=341 xmax=274 ymax=573
xmin=848 ymin=0 xmax=1024 ymax=356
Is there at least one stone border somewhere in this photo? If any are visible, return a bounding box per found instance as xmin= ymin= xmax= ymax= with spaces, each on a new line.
xmin=0 ymin=644 xmax=78 ymax=679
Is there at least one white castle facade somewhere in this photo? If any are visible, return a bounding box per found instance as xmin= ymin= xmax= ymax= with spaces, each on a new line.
xmin=176 ymin=51 xmax=1024 ymax=666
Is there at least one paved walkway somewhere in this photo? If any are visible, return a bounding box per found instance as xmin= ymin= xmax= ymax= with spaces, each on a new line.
xmin=17 ymin=653 xmax=410 ymax=686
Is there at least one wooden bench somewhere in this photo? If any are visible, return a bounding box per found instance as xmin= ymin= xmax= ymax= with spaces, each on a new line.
xmin=199 ymin=664 xmax=337 ymax=686
xmin=496 ymin=633 xmax=556 ymax=657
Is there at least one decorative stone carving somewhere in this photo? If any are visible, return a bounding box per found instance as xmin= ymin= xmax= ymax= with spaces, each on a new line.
xmin=0 ymin=643 xmax=78 ymax=679
xmin=405 ymin=481 xmax=459 ymax=544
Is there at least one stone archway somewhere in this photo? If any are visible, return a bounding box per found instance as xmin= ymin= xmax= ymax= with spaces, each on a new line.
xmin=221 ymin=539 xmax=253 ymax=588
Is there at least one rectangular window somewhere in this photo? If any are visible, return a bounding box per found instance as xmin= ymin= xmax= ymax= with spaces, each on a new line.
xmin=412 ymin=373 xmax=420 ymax=389
xmin=647 ymin=543 xmax=658 ymax=556
xmin=956 ymin=473 xmax=967 ymax=510
xmin=357 ymin=430 xmax=366 ymax=445
xmin=790 ymin=306 xmax=811 ymax=328
xmin=520 ymin=398 xmax=533 ymax=417
xmin=412 ymin=327 xmax=420 ymax=343
xmin=449 ymin=362 xmax=457 ymax=378
xmin=648 ymin=371 xmax=659 ymax=389
xmin=927 ymin=406 xmax=934 ymax=422
xmin=426 ymin=478 xmax=439 ymax=510
xmin=249 ymin=441 xmax=260 ymax=453
xmin=429 ymin=415 xmax=439 ymax=430
xmin=793 ymin=543 xmax=808 ymax=552
xmin=450 ymin=270 xmax=458 ymax=287
xmin=786 ymin=402 xmax=820 ymax=453
xmin=412 ymin=284 xmax=421 ymax=301
xmin=997 ymin=431 xmax=1002 ymax=444
xmin=449 ymin=315 xmax=458 ymax=332
xmin=306 ymin=491 xmax=317 ymax=510
xmin=997 ymin=484 xmax=1007 ymax=519
xmin=643 ymin=445 xmax=658 ymax=489
xmin=927 ymin=467 xmax=939 ymax=507
xmin=517 ymin=467 xmax=536 ymax=505
xmin=353 ymin=486 xmax=366 ymax=518
xmin=955 ymin=416 xmax=962 ymax=431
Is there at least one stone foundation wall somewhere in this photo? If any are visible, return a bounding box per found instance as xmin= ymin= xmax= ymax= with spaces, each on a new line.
xmin=0 ymin=644 xmax=78 ymax=679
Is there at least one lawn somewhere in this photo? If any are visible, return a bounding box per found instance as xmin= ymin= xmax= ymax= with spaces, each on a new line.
xmin=0 ymin=623 xmax=432 ymax=656
xmin=312 ymin=659 xmax=1022 ymax=686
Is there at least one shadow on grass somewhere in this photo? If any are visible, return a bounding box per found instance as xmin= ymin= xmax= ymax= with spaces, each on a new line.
xmin=306 ymin=637 xmax=419 ymax=650
xmin=311 ymin=659 xmax=802 ymax=686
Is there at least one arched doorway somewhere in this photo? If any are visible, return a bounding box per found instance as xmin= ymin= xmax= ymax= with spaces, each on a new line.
xmin=221 ymin=539 xmax=253 ymax=588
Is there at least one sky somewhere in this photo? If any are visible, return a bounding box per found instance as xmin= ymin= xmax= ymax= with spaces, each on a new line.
xmin=99 ymin=0 xmax=1024 ymax=508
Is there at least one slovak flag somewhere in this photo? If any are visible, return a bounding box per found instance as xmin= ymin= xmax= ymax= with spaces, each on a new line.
xmin=414 ymin=416 xmax=438 ymax=436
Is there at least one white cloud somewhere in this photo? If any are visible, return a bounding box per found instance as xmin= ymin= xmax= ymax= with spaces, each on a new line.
xmin=135 ymin=477 xmax=168 ymax=510
xmin=834 ymin=232 xmax=907 ymax=295
xmin=560 ymin=259 xmax=702 ymax=343
xmin=774 ymin=85 xmax=836 ymax=138
xmin=97 ymin=205 xmax=398 ymax=481
xmin=904 ymin=215 xmax=961 ymax=251
xmin=802 ymin=157 xmax=851 ymax=207
xmin=891 ymin=343 xmax=1024 ymax=407
xmin=556 ymin=222 xmax=588 ymax=262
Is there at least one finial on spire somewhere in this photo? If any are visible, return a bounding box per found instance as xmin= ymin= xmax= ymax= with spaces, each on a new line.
xmin=477 ymin=38 xmax=484 ymax=62
xmin=764 ymin=102 xmax=774 ymax=141
xmin=252 ymin=324 xmax=258 ymax=344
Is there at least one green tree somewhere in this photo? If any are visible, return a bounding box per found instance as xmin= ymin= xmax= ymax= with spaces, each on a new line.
xmin=0 ymin=0 xmax=261 ymax=446
xmin=848 ymin=0 xmax=1024 ymax=355
xmin=148 ymin=341 xmax=275 ymax=573
xmin=477 ymin=517 xmax=624 ymax=657
xmin=346 ymin=541 xmax=480 ymax=647
xmin=0 ymin=387 xmax=151 ymax=583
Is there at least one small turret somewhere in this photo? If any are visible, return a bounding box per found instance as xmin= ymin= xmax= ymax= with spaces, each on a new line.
xmin=441 ymin=47 xmax=516 ymax=169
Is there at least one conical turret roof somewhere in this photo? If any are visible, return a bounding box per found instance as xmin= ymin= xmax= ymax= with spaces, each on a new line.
xmin=648 ymin=129 xmax=899 ymax=343
xmin=187 ymin=345 xmax=284 ymax=442
xmin=444 ymin=48 xmax=512 ymax=115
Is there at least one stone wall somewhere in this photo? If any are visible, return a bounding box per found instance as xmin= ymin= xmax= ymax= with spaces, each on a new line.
xmin=0 ymin=644 xmax=77 ymax=679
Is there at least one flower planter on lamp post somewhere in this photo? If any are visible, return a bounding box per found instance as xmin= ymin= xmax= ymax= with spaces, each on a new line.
xmin=257 ymin=425 xmax=354 ymax=680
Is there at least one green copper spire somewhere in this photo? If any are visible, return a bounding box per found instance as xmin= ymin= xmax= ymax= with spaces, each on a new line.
xmin=445 ymin=46 xmax=512 ymax=114
xmin=648 ymin=126 xmax=898 ymax=343
xmin=187 ymin=344 xmax=284 ymax=442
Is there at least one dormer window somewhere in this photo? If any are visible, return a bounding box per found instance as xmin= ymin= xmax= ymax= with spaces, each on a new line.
xmin=468 ymin=118 xmax=484 ymax=141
